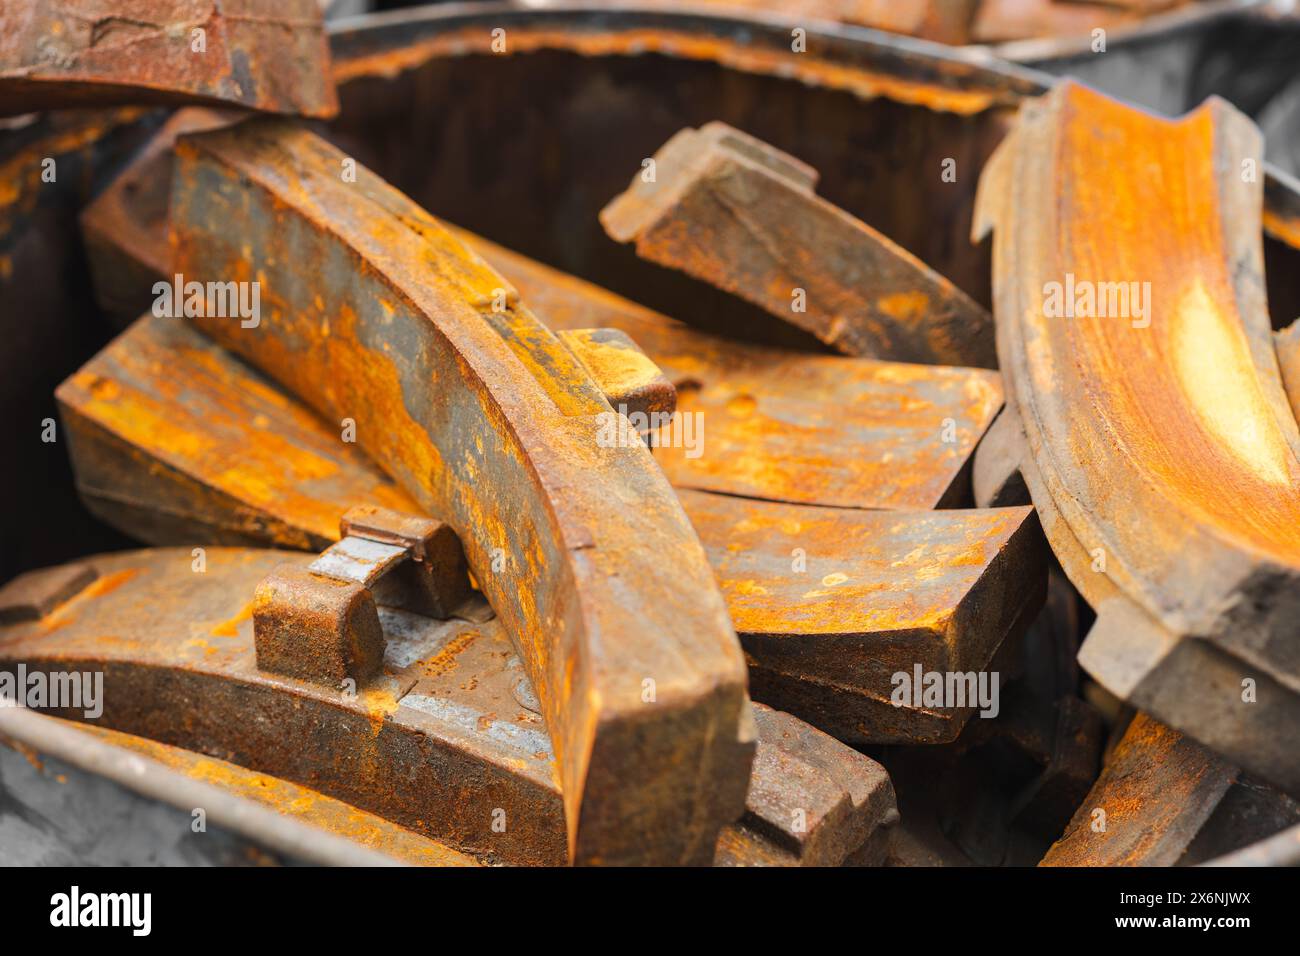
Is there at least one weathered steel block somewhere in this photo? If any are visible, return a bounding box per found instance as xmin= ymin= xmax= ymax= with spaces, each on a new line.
xmin=601 ymin=121 xmax=994 ymax=367
xmin=557 ymin=327 xmax=676 ymax=421
xmin=253 ymin=563 xmax=385 ymax=687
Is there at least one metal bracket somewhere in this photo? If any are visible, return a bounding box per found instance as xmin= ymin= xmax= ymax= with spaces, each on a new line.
xmin=253 ymin=506 xmax=469 ymax=687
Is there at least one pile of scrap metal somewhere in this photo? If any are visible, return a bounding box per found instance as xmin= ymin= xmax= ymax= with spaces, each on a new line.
xmin=1 ymin=2 xmax=1298 ymax=867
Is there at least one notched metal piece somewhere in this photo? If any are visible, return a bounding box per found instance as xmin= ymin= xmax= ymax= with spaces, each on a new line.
xmin=601 ymin=121 xmax=995 ymax=367
xmin=716 ymin=703 xmax=899 ymax=867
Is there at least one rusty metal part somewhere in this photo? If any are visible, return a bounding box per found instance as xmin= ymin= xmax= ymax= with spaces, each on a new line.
xmin=253 ymin=505 xmax=470 ymax=685
xmin=715 ymin=703 xmax=899 ymax=866
xmin=0 ymin=547 xmax=569 ymax=866
xmin=0 ymin=549 xmax=892 ymax=868
xmin=0 ymin=0 xmax=338 ymax=117
xmin=56 ymin=314 xmax=421 ymax=552
xmin=556 ymin=327 xmax=676 ymax=421
xmin=79 ymin=189 xmax=1002 ymax=515
xmin=80 ymin=106 xmax=236 ymax=322
xmin=976 ymin=80 xmax=1300 ymax=794
xmin=1039 ymin=712 xmax=1238 ymax=866
xmin=253 ymin=564 xmax=386 ymax=687
xmin=167 ymin=119 xmax=753 ymax=865
xmin=601 ymin=122 xmax=995 ymax=367
xmin=0 ymin=708 xmax=475 ymax=866
xmin=681 ymin=488 xmax=1046 ymax=743
xmin=451 ymin=226 xmax=1004 ymax=511
xmin=334 ymin=505 xmax=470 ymax=618
xmin=0 ymin=561 xmax=97 ymax=624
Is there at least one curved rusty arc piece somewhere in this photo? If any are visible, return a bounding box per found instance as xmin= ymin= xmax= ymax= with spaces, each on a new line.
xmin=975 ymin=80 xmax=1300 ymax=680
xmin=168 ymin=118 xmax=754 ymax=865
xmin=0 ymin=0 xmax=338 ymax=118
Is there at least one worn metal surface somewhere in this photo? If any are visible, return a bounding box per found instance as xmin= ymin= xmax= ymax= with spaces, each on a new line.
xmin=556 ymin=327 xmax=676 ymax=421
xmin=976 ymin=80 xmax=1300 ymax=794
xmin=79 ymin=106 xmax=235 ymax=323
xmin=58 ymin=310 xmax=1045 ymax=743
xmin=0 ymin=0 xmax=337 ymax=117
xmin=167 ymin=119 xmax=754 ymax=865
xmin=79 ymin=185 xmax=1003 ymax=514
xmin=715 ymin=703 xmax=898 ymax=866
xmin=0 ymin=709 xmax=470 ymax=866
xmin=56 ymin=314 xmax=421 ymax=553
xmin=601 ymin=122 xmax=995 ymax=367
xmin=0 ymin=547 xmax=570 ymax=866
xmin=682 ymin=488 xmax=1046 ymax=743
xmin=451 ymin=226 xmax=1004 ymax=511
xmin=1040 ymin=713 xmax=1238 ymax=866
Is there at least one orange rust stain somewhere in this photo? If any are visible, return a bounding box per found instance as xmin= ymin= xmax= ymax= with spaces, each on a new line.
xmin=210 ymin=601 xmax=254 ymax=637
xmin=81 ymin=568 xmax=141 ymax=601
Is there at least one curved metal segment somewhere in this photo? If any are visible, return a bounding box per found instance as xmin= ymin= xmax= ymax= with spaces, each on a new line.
xmin=0 ymin=548 xmax=568 ymax=865
xmin=978 ymin=81 xmax=1300 ymax=679
xmin=167 ymin=118 xmax=752 ymax=865
xmin=0 ymin=0 xmax=338 ymax=118
xmin=680 ymin=488 xmax=1045 ymax=744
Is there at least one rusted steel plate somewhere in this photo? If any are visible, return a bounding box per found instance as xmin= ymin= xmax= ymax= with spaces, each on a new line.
xmin=167 ymin=119 xmax=753 ymax=865
xmin=0 ymin=549 xmax=892 ymax=868
xmin=975 ymin=80 xmax=1300 ymax=792
xmin=0 ymin=0 xmax=337 ymax=117
xmin=0 ymin=710 xmax=480 ymax=867
xmin=450 ymin=226 xmax=1003 ymax=511
xmin=56 ymin=314 xmax=420 ymax=552
xmin=58 ymin=309 xmax=1045 ymax=743
xmin=680 ymin=488 xmax=1046 ymax=744
xmin=715 ymin=703 xmax=898 ymax=867
xmin=1039 ymin=713 xmax=1237 ymax=866
xmin=601 ymin=122 xmax=995 ymax=367
xmin=80 ymin=106 xmax=235 ymax=323
xmin=0 ymin=547 xmax=569 ymax=866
